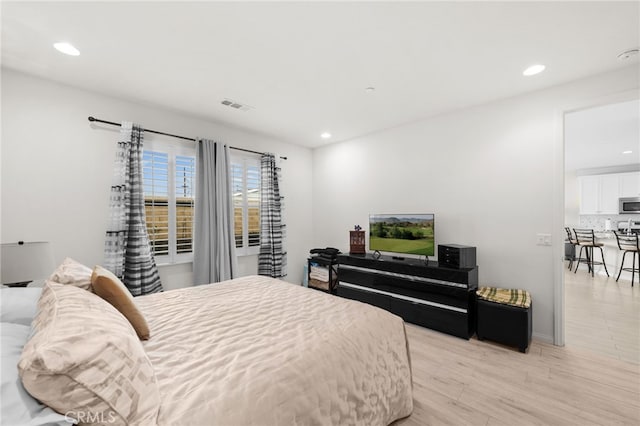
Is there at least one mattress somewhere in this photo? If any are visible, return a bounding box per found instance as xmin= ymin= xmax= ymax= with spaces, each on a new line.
xmin=136 ymin=275 xmax=413 ymax=425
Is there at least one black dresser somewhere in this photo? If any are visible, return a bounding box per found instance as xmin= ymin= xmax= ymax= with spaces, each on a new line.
xmin=336 ymin=254 xmax=478 ymax=339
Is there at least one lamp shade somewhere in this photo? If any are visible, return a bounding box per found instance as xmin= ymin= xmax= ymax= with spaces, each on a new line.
xmin=1 ymin=242 xmax=56 ymax=284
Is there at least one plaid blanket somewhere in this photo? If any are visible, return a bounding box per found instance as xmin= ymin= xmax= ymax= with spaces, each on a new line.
xmin=477 ymin=286 xmax=531 ymax=309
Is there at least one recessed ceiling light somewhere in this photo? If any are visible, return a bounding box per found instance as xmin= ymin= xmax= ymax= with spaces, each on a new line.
xmin=320 ymin=132 xmax=332 ymax=139
xmin=523 ymin=64 xmax=545 ymax=76
xmin=365 ymin=87 xmax=376 ymax=93
xmin=53 ymin=42 xmax=80 ymax=56
xmin=622 ymin=150 xmax=633 ymax=154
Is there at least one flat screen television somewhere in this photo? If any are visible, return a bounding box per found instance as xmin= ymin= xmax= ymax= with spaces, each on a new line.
xmin=369 ymin=214 xmax=435 ymax=257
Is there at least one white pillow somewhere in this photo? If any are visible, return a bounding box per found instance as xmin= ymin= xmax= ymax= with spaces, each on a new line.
xmin=19 ymin=282 xmax=160 ymax=426
xmin=1 ymin=322 xmax=73 ymax=425
xmin=0 ymin=287 xmax=43 ymax=325
xmin=48 ymin=257 xmax=93 ymax=291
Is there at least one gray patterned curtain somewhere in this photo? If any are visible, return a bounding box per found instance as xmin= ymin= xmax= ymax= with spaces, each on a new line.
xmin=104 ymin=122 xmax=163 ymax=296
xmin=258 ymin=153 xmax=287 ymax=278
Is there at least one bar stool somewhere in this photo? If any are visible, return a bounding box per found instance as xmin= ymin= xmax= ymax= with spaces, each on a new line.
xmin=573 ymin=228 xmax=609 ymax=277
xmin=613 ymin=231 xmax=639 ymax=287
xmin=564 ymin=227 xmax=579 ymax=270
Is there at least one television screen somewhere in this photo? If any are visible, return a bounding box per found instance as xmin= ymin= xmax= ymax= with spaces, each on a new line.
xmin=369 ymin=214 xmax=435 ymax=256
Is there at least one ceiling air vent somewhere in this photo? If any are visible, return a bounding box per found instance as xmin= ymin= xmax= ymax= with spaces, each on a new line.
xmin=221 ymin=98 xmax=253 ymax=112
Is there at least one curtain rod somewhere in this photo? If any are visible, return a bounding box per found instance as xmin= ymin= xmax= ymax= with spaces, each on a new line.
xmin=87 ymin=116 xmax=287 ymax=160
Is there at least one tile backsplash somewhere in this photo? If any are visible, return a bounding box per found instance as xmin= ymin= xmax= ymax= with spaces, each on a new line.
xmin=576 ymin=214 xmax=640 ymax=231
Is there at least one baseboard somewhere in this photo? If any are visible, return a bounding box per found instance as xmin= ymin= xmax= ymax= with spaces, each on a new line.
xmin=532 ymin=332 xmax=554 ymax=344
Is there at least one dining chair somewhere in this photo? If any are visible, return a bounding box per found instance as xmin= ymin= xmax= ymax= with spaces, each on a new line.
xmin=573 ymin=228 xmax=609 ymax=277
xmin=612 ymin=231 xmax=639 ymax=287
xmin=564 ymin=227 xmax=579 ymax=271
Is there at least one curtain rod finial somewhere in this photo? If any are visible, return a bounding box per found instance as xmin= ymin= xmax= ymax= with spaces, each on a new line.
xmin=88 ymin=116 xmax=95 ymax=122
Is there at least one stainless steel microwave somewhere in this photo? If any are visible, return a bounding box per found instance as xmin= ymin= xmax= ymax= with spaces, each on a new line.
xmin=619 ymin=197 xmax=640 ymax=214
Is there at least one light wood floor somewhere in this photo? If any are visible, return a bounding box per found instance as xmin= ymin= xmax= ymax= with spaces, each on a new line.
xmin=565 ymin=264 xmax=639 ymax=364
xmin=394 ymin=324 xmax=640 ymax=425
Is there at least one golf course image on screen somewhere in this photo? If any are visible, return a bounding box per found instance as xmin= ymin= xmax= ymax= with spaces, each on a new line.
xmin=369 ymin=214 xmax=435 ymax=256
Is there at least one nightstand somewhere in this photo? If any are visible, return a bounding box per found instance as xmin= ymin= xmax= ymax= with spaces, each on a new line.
xmin=308 ymin=256 xmax=338 ymax=294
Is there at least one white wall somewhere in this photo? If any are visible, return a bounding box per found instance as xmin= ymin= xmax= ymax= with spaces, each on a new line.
xmin=564 ymin=170 xmax=580 ymax=226
xmin=312 ymin=65 xmax=639 ymax=342
xmin=1 ymin=69 xmax=313 ymax=289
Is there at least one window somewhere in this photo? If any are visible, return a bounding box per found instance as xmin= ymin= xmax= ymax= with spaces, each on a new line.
xmin=142 ymin=142 xmax=195 ymax=263
xmin=232 ymin=154 xmax=261 ymax=255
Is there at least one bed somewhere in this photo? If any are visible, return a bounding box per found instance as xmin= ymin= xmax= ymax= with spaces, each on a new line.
xmin=1 ymin=259 xmax=413 ymax=426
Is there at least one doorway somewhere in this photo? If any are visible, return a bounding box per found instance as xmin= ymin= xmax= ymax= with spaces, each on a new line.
xmin=562 ymin=98 xmax=640 ymax=363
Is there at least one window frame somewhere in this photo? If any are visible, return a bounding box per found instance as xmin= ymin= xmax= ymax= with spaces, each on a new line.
xmin=231 ymin=152 xmax=261 ymax=257
xmin=143 ymin=138 xmax=196 ymax=265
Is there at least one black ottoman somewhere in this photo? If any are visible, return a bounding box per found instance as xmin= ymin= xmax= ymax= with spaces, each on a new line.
xmin=476 ymin=287 xmax=532 ymax=353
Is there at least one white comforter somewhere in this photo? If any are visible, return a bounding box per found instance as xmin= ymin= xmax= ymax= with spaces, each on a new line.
xmin=137 ymin=275 xmax=413 ymax=425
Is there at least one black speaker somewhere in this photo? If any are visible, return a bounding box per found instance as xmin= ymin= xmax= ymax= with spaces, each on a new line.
xmin=438 ymin=244 xmax=476 ymax=269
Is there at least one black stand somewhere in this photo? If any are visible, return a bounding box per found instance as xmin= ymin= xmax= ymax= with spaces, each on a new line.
xmin=336 ymin=253 xmax=478 ymax=339
xmin=3 ymin=281 xmax=31 ymax=288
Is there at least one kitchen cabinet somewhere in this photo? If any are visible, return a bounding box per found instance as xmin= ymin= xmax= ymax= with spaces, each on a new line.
xmin=579 ymin=176 xmax=600 ymax=214
xmin=579 ymin=172 xmax=639 ymax=215
xmin=579 ymin=175 xmax=618 ymax=214
xmin=619 ymin=172 xmax=640 ymax=197
xmin=599 ymin=174 xmax=620 ymax=214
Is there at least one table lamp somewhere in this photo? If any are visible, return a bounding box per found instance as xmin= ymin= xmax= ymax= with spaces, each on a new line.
xmin=1 ymin=241 xmax=56 ymax=287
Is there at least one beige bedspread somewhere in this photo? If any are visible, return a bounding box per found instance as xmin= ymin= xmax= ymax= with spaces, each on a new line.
xmin=136 ymin=275 xmax=413 ymax=425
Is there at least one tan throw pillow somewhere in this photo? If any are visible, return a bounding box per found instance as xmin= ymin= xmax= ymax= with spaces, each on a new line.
xmin=18 ymin=282 xmax=160 ymax=426
xmin=48 ymin=257 xmax=93 ymax=291
xmin=91 ymin=265 xmax=150 ymax=340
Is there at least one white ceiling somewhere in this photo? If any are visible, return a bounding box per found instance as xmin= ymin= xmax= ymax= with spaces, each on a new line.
xmin=565 ymin=99 xmax=640 ymax=172
xmin=1 ymin=1 xmax=639 ymax=148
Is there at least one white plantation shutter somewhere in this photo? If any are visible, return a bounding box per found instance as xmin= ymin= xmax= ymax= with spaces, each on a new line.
xmin=247 ymin=163 xmax=260 ymax=248
xmin=232 ymin=155 xmax=261 ymax=255
xmin=143 ymin=147 xmax=195 ymax=262
xmin=143 ymin=151 xmax=170 ymax=256
xmin=232 ymin=163 xmax=244 ymax=248
xmin=175 ymin=155 xmax=195 ymax=254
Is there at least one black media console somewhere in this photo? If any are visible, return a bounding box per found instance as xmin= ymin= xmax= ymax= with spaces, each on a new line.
xmin=336 ymin=253 xmax=478 ymax=339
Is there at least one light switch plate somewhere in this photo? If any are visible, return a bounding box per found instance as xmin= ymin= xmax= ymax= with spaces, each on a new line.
xmin=537 ymin=233 xmax=552 ymax=246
